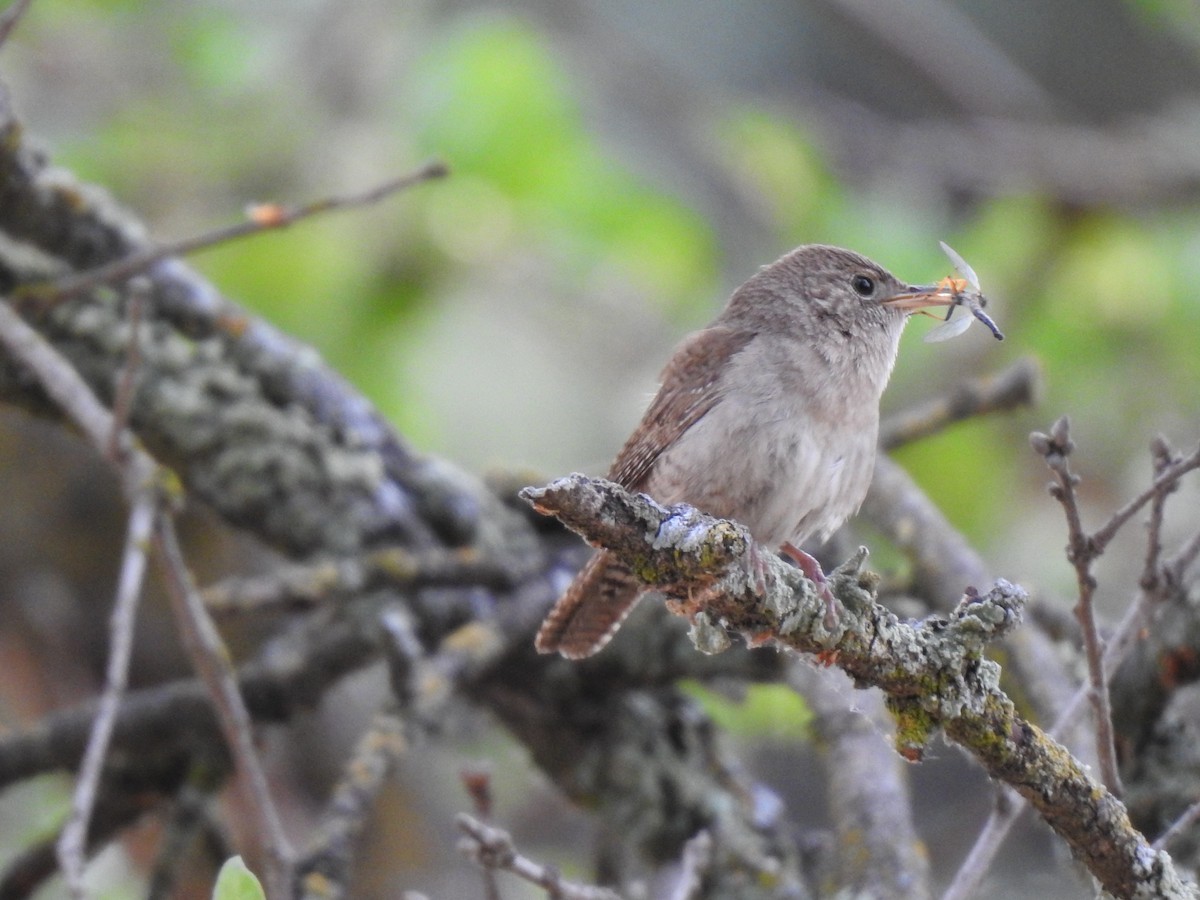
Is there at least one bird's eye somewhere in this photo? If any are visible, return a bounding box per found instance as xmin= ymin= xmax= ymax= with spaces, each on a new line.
xmin=851 ymin=274 xmax=876 ymax=297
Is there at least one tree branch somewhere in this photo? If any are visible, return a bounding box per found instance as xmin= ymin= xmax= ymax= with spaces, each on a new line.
xmin=1032 ymin=416 xmax=1122 ymax=792
xmin=522 ymin=474 xmax=1197 ymax=900
xmin=22 ymin=162 xmax=447 ymax=306
xmin=879 ymin=356 xmax=1041 ymax=451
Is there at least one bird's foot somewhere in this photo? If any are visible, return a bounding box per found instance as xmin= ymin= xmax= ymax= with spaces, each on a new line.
xmin=781 ymin=542 xmax=842 ymax=630
xmin=742 ymin=542 xmax=771 ymax=596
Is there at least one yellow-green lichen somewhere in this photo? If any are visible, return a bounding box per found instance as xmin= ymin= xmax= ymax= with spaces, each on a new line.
xmin=888 ymin=695 xmax=937 ymax=760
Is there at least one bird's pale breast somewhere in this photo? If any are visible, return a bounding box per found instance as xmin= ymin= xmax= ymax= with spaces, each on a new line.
xmin=646 ymin=337 xmax=879 ymax=549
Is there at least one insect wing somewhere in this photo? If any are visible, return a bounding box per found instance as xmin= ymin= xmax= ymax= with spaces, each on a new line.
xmin=938 ymin=241 xmax=980 ymax=292
xmin=924 ymin=312 xmax=975 ymax=343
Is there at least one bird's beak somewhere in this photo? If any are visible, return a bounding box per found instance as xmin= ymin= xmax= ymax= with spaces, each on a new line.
xmin=883 ymin=284 xmax=957 ymax=313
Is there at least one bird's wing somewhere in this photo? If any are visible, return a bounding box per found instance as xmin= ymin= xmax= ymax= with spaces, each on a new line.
xmin=609 ymin=325 xmax=753 ymax=490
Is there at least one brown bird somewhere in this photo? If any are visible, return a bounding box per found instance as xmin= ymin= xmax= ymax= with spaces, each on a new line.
xmin=535 ymin=245 xmax=956 ymax=659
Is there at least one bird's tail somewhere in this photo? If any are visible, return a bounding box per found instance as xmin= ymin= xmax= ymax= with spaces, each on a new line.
xmin=535 ymin=551 xmax=644 ymax=658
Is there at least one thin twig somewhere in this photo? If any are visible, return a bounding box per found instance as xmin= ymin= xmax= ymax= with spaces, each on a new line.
xmin=456 ymin=813 xmax=624 ymax=900
xmin=56 ymin=490 xmax=158 ymax=898
xmin=0 ymin=297 xmax=166 ymax=896
xmin=939 ymin=787 xmax=1020 ymax=900
xmin=1046 ymin=436 xmax=1200 ymax=723
xmin=28 ymin=160 xmax=448 ymax=304
xmin=0 ymin=300 xmax=137 ymax=464
xmin=1153 ymin=796 xmax=1200 ymax=852
xmin=0 ymin=0 xmax=33 ymax=52
xmin=107 ymin=277 xmax=148 ymax=461
xmin=1090 ymin=444 xmax=1200 ymax=554
xmin=460 ymin=768 xmax=501 ymax=900
xmin=203 ymin=546 xmax=517 ymax=618
xmin=153 ymin=517 xmax=293 ymax=900
xmin=1138 ymin=438 xmax=1174 ymax=593
xmin=1166 ymin=528 xmax=1200 ymax=587
xmin=1033 ymin=416 xmax=1122 ymax=792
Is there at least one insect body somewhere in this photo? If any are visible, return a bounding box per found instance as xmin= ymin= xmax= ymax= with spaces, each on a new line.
xmin=923 ymin=242 xmax=1004 ymax=343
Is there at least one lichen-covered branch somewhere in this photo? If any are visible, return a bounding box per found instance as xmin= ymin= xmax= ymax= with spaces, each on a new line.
xmin=791 ymin=666 xmax=930 ymax=899
xmin=522 ymin=474 xmax=1198 ymax=900
xmin=0 ymin=87 xmax=498 ymax=559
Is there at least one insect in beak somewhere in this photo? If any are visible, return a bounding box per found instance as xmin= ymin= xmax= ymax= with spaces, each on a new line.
xmin=886 ymin=242 xmax=1004 ymax=342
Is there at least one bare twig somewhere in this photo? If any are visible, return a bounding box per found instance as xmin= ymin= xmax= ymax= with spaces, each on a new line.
xmin=0 ymin=0 xmax=33 ymax=52
xmin=456 ymin=813 xmax=624 ymax=900
xmin=1090 ymin=444 xmax=1200 ymax=554
xmin=153 ymin=517 xmax=293 ymax=899
xmin=939 ymin=787 xmax=1020 ymax=900
xmin=1034 ymin=423 xmax=1200 ymax=753
xmin=107 ymin=277 xmax=148 ymax=460
xmin=1153 ymin=796 xmax=1200 ymax=853
xmin=0 ymin=300 xmax=139 ymax=468
xmin=56 ymin=490 xmax=157 ymax=898
xmin=1032 ymin=416 xmax=1121 ymax=793
xmin=1166 ymin=528 xmax=1200 ymax=586
xmin=0 ymin=297 xmax=293 ymax=896
xmin=25 ymin=161 xmax=448 ymax=304
xmin=1139 ymin=438 xmax=1177 ymax=595
xmin=791 ymin=664 xmax=931 ymax=898
xmin=460 ymin=768 xmax=501 ymax=900
xmin=0 ymin=296 xmax=169 ymax=896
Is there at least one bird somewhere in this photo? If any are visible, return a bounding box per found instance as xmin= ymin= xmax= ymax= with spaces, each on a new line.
xmin=535 ymin=244 xmax=954 ymax=659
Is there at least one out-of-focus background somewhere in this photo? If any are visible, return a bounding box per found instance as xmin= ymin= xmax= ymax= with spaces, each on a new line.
xmin=2 ymin=0 xmax=1200 ymax=895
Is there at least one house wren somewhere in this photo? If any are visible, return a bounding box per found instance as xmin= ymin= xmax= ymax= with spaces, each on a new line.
xmin=536 ymin=244 xmax=958 ymax=659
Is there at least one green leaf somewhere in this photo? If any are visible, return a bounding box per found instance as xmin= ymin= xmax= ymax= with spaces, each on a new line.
xmin=212 ymin=856 xmax=265 ymax=900
xmin=680 ymin=680 xmax=812 ymax=740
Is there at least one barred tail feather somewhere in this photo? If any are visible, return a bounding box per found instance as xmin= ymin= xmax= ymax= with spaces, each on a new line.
xmin=535 ymin=551 xmax=644 ymax=658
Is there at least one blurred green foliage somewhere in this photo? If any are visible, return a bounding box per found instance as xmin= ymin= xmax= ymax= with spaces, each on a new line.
xmin=680 ymin=680 xmax=813 ymax=741
xmin=16 ymin=0 xmax=1200 ymax=663
xmin=1125 ymin=0 xmax=1200 ymax=40
xmin=406 ymin=19 xmax=718 ymax=310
